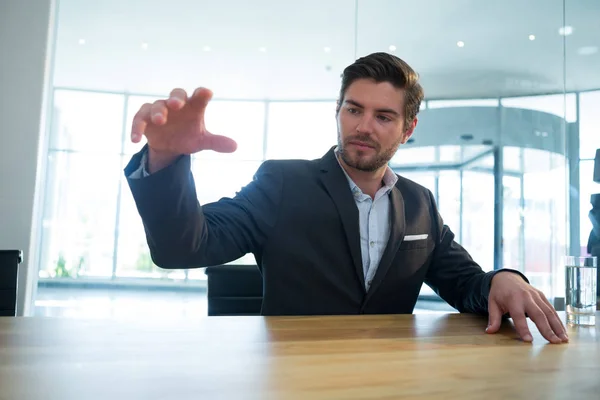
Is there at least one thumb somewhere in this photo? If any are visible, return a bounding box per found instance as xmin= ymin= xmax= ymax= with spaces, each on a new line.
xmin=486 ymin=299 xmax=503 ymax=334
xmin=203 ymin=132 xmax=238 ymax=153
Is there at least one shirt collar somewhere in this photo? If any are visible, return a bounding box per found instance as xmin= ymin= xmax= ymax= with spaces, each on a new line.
xmin=333 ymin=146 xmax=398 ymax=195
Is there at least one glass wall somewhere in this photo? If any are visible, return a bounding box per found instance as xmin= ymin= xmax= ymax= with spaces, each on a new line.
xmin=36 ymin=0 xmax=600 ymax=305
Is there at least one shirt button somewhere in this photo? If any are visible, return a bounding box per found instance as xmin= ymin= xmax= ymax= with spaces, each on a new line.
xmin=370 ymin=241 xmax=375 ymax=247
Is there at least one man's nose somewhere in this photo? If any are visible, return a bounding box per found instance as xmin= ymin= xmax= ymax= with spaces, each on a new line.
xmin=356 ymin=114 xmax=376 ymax=133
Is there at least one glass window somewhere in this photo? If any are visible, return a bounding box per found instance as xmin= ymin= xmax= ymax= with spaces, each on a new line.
xmin=51 ymin=90 xmax=125 ymax=153
xmin=580 ymin=160 xmax=600 ymax=255
xmin=438 ymin=146 xmax=462 ymax=164
xmin=521 ymin=149 xmax=568 ymax=297
xmin=503 ymin=175 xmax=523 ymax=271
xmin=115 ymin=174 xmax=185 ymax=280
xmin=390 ymin=146 xmax=436 ymax=167
xmin=461 ymin=170 xmax=495 ymax=272
xmin=501 ymin=94 xmax=577 ymax=123
xmin=503 ymin=147 xmax=522 ymax=173
xmin=397 ymin=171 xmax=436 ymax=195
xmin=437 ymin=170 xmax=461 ymax=242
xmin=427 ymin=99 xmax=499 ymax=109
xmin=189 ymin=158 xmax=264 ymax=275
xmin=191 ymin=159 xmax=263 ymax=206
xmin=38 ymin=152 xmax=121 ymax=278
xmin=266 ymin=102 xmax=337 ymax=160
xmin=579 ymin=91 xmax=600 ymax=160
xmin=456 ymin=146 xmax=495 ymax=169
xmin=419 ymin=171 xmax=460 ymax=298
xmin=201 ymin=101 xmax=266 ymax=161
xmin=439 ymin=145 xmax=493 ymax=165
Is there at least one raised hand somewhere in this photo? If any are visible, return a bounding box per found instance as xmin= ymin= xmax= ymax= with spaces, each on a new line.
xmin=131 ymin=87 xmax=237 ymax=172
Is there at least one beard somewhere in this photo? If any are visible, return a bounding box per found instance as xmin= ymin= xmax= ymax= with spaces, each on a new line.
xmin=337 ymin=131 xmax=402 ymax=172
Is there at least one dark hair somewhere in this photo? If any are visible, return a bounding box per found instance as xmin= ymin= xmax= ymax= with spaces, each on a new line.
xmin=338 ymin=52 xmax=424 ymax=129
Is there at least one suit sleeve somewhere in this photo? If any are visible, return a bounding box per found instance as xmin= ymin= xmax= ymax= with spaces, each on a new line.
xmin=423 ymin=190 xmax=529 ymax=315
xmin=124 ymin=147 xmax=283 ymax=269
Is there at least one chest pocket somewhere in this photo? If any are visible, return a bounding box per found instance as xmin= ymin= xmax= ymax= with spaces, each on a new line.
xmin=394 ymin=237 xmax=433 ymax=278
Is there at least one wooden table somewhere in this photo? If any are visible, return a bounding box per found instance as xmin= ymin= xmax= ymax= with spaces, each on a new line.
xmin=0 ymin=312 xmax=598 ymax=399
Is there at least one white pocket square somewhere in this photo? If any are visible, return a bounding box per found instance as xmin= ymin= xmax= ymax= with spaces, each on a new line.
xmin=404 ymin=234 xmax=428 ymax=241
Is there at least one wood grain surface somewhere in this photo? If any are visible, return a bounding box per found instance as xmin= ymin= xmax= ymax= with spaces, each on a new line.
xmin=0 ymin=312 xmax=598 ymax=400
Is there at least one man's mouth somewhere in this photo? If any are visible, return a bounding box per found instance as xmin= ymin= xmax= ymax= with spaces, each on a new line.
xmin=348 ymin=140 xmax=376 ymax=150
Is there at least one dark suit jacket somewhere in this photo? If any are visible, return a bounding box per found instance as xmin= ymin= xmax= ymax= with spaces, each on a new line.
xmin=125 ymin=146 xmax=527 ymax=316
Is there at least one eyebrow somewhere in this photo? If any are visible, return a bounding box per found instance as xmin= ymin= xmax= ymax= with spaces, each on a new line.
xmin=344 ymin=99 xmax=400 ymax=116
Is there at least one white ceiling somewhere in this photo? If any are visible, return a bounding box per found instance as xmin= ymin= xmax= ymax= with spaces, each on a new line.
xmin=52 ymin=0 xmax=600 ymax=100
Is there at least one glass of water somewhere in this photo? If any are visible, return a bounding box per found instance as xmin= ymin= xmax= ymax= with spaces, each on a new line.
xmin=565 ymin=256 xmax=597 ymax=326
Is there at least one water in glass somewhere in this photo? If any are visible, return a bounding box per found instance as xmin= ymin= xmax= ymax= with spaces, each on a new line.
xmin=565 ymin=256 xmax=597 ymax=326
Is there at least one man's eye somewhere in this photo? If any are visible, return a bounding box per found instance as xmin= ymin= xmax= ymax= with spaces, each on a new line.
xmin=378 ymin=115 xmax=391 ymax=122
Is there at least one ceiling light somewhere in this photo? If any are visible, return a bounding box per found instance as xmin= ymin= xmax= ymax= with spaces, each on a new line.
xmin=141 ymin=42 xmax=149 ymax=50
xmin=389 ymin=45 xmax=397 ymax=51
xmin=324 ymin=46 xmax=331 ymax=53
xmin=203 ymin=46 xmax=211 ymax=52
xmin=259 ymin=47 xmax=267 ymax=52
xmin=578 ymin=46 xmax=598 ymax=56
xmin=457 ymin=41 xmax=465 ymax=48
xmin=78 ymin=38 xmax=85 ymax=45
xmin=558 ymin=26 xmax=573 ymax=36
xmin=529 ymin=34 xmax=536 ymax=41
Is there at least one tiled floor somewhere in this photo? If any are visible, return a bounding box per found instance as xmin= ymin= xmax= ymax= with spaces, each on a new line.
xmin=34 ymin=286 xmax=455 ymax=320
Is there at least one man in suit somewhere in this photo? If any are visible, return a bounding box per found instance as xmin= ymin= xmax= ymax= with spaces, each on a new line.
xmin=125 ymin=52 xmax=568 ymax=344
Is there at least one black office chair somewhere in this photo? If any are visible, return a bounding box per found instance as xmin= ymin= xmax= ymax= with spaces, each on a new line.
xmin=0 ymin=250 xmax=22 ymax=316
xmin=205 ymin=264 xmax=263 ymax=316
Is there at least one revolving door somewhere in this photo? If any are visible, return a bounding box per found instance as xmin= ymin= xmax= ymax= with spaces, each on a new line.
xmin=390 ymin=106 xmax=569 ymax=298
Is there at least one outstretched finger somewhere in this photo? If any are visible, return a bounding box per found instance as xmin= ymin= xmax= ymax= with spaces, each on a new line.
xmin=131 ymin=103 xmax=151 ymax=143
xmin=167 ymin=88 xmax=187 ymax=111
xmin=189 ymin=87 xmax=213 ymax=113
xmin=150 ymin=100 xmax=168 ymax=125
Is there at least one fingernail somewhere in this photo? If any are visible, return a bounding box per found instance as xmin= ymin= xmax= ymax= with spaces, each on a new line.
xmin=523 ymin=334 xmax=533 ymax=342
xmin=153 ymin=113 xmax=163 ymax=122
xmin=560 ymin=334 xmax=569 ymax=341
xmin=552 ymin=335 xmax=562 ymax=343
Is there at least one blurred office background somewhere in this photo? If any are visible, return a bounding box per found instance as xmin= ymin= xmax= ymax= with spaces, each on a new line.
xmin=3 ymin=0 xmax=599 ymax=318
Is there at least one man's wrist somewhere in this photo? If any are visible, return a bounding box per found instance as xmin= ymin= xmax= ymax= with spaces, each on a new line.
xmin=492 ymin=269 xmax=529 ymax=284
xmin=147 ymin=147 xmax=181 ymax=174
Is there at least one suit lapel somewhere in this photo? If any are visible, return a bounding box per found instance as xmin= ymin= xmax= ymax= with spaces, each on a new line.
xmin=318 ymin=149 xmax=365 ymax=291
xmin=364 ymin=186 xmax=406 ymax=301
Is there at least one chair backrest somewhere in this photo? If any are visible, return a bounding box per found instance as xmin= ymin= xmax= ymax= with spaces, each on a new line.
xmin=205 ymin=264 xmax=263 ymax=316
xmin=0 ymin=250 xmax=22 ymax=316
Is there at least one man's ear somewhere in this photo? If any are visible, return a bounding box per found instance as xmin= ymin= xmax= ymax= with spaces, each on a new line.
xmin=401 ymin=118 xmax=418 ymax=144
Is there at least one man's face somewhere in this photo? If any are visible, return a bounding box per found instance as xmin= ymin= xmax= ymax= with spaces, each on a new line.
xmin=336 ymin=79 xmax=416 ymax=172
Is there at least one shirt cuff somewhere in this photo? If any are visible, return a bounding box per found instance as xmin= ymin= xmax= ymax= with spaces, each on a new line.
xmin=128 ymin=149 xmax=151 ymax=179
